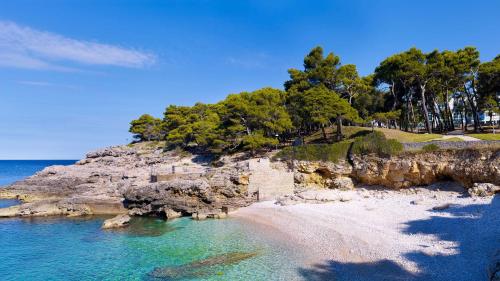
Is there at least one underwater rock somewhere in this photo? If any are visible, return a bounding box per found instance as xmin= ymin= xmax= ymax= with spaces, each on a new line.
xmin=150 ymin=251 xmax=258 ymax=279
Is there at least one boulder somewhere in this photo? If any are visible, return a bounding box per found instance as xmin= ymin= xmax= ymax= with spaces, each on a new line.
xmin=164 ymin=208 xmax=182 ymax=220
xmin=332 ymin=177 xmax=355 ymax=190
xmin=102 ymin=214 xmax=131 ymax=229
xmin=468 ymin=183 xmax=500 ymax=197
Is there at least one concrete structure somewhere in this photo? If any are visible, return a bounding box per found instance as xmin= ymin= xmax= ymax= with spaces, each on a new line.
xmin=248 ymin=158 xmax=294 ymax=201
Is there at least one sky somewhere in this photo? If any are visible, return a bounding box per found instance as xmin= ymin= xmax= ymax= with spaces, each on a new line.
xmin=0 ymin=0 xmax=499 ymax=159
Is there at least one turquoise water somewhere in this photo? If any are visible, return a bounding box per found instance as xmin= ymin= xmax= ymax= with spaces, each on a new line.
xmin=0 ymin=161 xmax=304 ymax=280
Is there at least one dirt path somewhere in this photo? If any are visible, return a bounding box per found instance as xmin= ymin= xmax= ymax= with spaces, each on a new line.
xmin=438 ymin=135 xmax=481 ymax=141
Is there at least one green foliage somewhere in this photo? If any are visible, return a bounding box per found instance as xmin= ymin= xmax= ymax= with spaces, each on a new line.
xmin=129 ymin=114 xmax=164 ymax=141
xmin=273 ymin=141 xmax=352 ymax=163
xmin=242 ymin=131 xmax=278 ymax=152
xmin=351 ymin=131 xmax=403 ymax=157
xmin=129 ymin=45 xmax=498 ymax=156
xmin=421 ymin=143 xmax=440 ymax=152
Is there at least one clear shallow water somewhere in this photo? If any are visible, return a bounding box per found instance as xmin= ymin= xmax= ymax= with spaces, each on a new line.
xmin=0 ymin=160 xmax=76 ymax=186
xmin=0 ymin=216 xmax=304 ymax=281
xmin=0 ymin=161 xmax=304 ymax=280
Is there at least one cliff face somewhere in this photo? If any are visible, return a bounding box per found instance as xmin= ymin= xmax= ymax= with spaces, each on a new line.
xmin=351 ymin=149 xmax=499 ymax=189
xmin=0 ymin=142 xmax=498 ymax=218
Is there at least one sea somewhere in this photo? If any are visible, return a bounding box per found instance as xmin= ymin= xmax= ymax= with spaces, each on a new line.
xmin=0 ymin=160 xmax=304 ymax=281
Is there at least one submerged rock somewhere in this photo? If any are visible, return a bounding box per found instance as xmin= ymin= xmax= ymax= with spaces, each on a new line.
xmin=149 ymin=251 xmax=259 ymax=279
xmin=102 ymin=214 xmax=131 ymax=229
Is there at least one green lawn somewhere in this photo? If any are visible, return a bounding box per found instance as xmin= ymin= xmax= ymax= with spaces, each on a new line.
xmin=373 ymin=128 xmax=443 ymax=143
xmin=305 ymin=126 xmax=443 ymax=143
xmin=468 ymin=134 xmax=500 ymax=141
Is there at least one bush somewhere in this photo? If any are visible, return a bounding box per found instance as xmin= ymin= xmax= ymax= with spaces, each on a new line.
xmin=273 ymin=141 xmax=352 ymax=163
xmin=421 ymin=143 xmax=440 ymax=152
xmin=351 ymin=131 xmax=403 ymax=157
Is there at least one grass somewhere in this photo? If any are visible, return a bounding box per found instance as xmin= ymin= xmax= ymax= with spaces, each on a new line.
xmin=304 ymin=126 xmax=370 ymax=144
xmin=467 ymin=134 xmax=500 ymax=141
xmin=421 ymin=143 xmax=440 ymax=152
xmin=351 ymin=131 xmax=403 ymax=157
xmin=306 ymin=126 xmax=443 ymax=144
xmin=275 ymin=131 xmax=404 ymax=162
xmin=372 ymin=127 xmax=442 ymax=143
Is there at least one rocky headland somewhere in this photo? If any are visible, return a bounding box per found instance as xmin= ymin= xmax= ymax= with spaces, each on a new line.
xmin=0 ymin=142 xmax=498 ymax=219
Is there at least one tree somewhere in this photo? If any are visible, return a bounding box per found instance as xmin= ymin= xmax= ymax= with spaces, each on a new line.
xmin=337 ymin=64 xmax=369 ymax=104
xmin=129 ymin=114 xmax=164 ymax=141
xmin=478 ymin=55 xmax=500 ymax=127
xmin=285 ymin=46 xmax=341 ymax=92
xmin=295 ymin=86 xmax=359 ymax=141
xmin=453 ymin=47 xmax=482 ymax=132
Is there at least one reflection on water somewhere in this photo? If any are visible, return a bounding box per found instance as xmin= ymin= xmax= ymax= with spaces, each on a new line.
xmin=149 ymin=251 xmax=259 ymax=280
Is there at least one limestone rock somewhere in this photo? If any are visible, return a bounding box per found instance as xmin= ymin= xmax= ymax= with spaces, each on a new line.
xmin=164 ymin=208 xmax=182 ymax=220
xmin=332 ymin=177 xmax=355 ymax=190
xmin=102 ymin=214 xmax=131 ymax=229
xmin=350 ymin=149 xmax=500 ymax=190
xmin=468 ymin=183 xmax=500 ymax=197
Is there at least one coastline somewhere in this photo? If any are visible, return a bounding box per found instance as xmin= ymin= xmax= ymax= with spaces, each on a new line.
xmin=233 ymin=185 xmax=499 ymax=281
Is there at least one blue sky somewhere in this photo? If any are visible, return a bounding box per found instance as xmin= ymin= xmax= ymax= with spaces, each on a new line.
xmin=0 ymin=0 xmax=499 ymax=159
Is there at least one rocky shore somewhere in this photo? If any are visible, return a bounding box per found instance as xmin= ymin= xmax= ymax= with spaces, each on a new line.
xmin=0 ymin=142 xmax=498 ymax=219
xmin=0 ymin=141 xmax=498 ymax=280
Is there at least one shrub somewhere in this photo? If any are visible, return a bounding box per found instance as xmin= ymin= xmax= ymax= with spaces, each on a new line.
xmin=351 ymin=131 xmax=403 ymax=157
xmin=421 ymin=143 xmax=440 ymax=152
xmin=273 ymin=141 xmax=352 ymax=163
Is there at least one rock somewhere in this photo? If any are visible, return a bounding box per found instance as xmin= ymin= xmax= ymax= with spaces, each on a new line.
xmin=468 ymin=183 xmax=500 ymax=197
xmin=102 ymin=214 xmax=131 ymax=229
xmin=351 ymin=149 xmax=500 ymax=189
xmin=432 ymin=203 xmax=452 ymax=211
xmin=339 ymin=196 xmax=352 ymax=202
xmin=332 ymin=177 xmax=355 ymax=190
xmin=294 ymin=160 xmax=353 ymax=189
xmin=214 ymin=212 xmax=227 ymax=219
xmin=192 ymin=212 xmax=207 ymax=220
xmin=0 ymin=206 xmax=20 ymax=217
xmin=164 ymin=208 xmax=182 ymax=220
xmin=410 ymin=199 xmax=424 ymax=205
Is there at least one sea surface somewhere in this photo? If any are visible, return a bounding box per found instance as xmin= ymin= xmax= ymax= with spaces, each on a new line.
xmin=0 ymin=161 xmax=304 ymax=281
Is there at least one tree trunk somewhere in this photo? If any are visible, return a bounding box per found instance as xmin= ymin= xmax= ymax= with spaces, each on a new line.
xmin=321 ymin=125 xmax=328 ymax=142
xmin=336 ymin=116 xmax=343 ymax=141
xmin=419 ymin=85 xmax=432 ymax=133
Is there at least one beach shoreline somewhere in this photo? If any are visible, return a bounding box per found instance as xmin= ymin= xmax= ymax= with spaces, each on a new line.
xmin=233 ymin=185 xmax=499 ymax=281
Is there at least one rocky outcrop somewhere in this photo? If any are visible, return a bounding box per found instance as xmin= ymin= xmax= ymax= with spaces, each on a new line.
xmin=294 ymin=160 xmax=353 ymax=189
xmin=123 ymin=167 xmax=255 ymax=217
xmin=0 ymin=142 xmax=256 ymax=218
xmin=469 ymin=183 xmax=500 ymax=197
xmin=102 ymin=214 xmax=131 ymax=229
xmin=351 ymin=149 xmax=499 ymax=189
xmin=1 ymin=142 xmax=498 ymax=219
